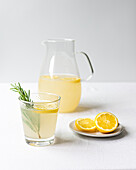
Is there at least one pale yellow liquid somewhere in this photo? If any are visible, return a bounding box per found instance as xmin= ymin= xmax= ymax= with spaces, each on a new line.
xmin=38 ymin=75 xmax=81 ymax=112
xmin=21 ymin=104 xmax=58 ymax=139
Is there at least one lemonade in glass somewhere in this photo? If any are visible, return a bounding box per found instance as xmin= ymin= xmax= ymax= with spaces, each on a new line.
xmin=19 ymin=92 xmax=61 ymax=146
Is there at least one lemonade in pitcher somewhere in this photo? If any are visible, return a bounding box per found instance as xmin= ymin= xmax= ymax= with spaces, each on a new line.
xmin=39 ymin=75 xmax=81 ymax=113
xmin=39 ymin=39 xmax=94 ymax=113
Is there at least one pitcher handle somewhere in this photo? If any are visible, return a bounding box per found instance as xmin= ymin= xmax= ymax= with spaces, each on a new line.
xmin=77 ymin=51 xmax=94 ymax=81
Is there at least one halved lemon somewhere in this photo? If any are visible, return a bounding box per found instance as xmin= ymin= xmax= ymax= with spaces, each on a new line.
xmin=75 ymin=118 xmax=96 ymax=132
xmin=95 ymin=112 xmax=118 ymax=133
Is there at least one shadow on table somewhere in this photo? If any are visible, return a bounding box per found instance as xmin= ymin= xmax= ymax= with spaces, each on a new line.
xmin=73 ymin=103 xmax=105 ymax=113
xmin=54 ymin=137 xmax=74 ymax=145
xmin=74 ymin=128 xmax=128 ymax=141
xmin=55 ymin=128 xmax=128 ymax=145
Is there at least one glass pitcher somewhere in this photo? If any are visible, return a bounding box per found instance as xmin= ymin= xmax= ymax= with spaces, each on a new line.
xmin=38 ymin=39 xmax=94 ymax=113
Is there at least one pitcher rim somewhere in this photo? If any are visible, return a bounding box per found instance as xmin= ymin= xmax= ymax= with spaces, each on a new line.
xmin=42 ymin=38 xmax=75 ymax=43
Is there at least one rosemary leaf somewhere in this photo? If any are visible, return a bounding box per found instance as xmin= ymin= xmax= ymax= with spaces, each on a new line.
xmin=10 ymin=82 xmax=33 ymax=104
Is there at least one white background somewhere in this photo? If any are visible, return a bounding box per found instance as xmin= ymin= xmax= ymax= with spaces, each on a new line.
xmin=0 ymin=0 xmax=136 ymax=82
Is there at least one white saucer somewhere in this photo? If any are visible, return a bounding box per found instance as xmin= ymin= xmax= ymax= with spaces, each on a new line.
xmin=69 ymin=120 xmax=124 ymax=138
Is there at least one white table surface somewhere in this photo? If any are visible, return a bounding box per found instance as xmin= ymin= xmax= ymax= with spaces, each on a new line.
xmin=0 ymin=82 xmax=136 ymax=170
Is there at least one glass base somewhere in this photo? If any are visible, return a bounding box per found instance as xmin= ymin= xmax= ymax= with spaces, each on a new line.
xmin=25 ymin=136 xmax=55 ymax=147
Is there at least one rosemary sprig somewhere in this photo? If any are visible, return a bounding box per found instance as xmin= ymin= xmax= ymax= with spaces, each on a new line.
xmin=10 ymin=83 xmax=41 ymax=138
xmin=10 ymin=82 xmax=32 ymax=102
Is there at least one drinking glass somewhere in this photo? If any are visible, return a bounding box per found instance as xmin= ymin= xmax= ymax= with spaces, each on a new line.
xmin=19 ymin=92 xmax=61 ymax=146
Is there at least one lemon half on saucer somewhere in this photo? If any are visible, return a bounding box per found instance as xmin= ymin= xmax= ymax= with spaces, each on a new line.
xmin=69 ymin=120 xmax=124 ymax=138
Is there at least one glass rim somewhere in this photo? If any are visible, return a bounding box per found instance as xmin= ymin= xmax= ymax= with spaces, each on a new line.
xmin=43 ymin=38 xmax=75 ymax=43
xmin=18 ymin=92 xmax=61 ymax=104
